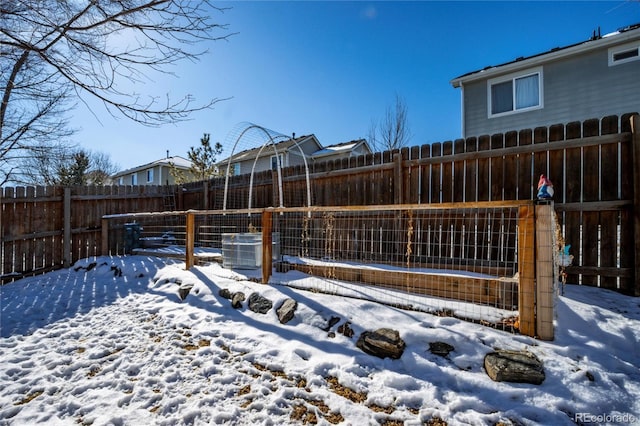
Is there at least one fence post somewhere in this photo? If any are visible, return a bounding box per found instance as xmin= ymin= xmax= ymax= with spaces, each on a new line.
xmin=535 ymin=203 xmax=555 ymax=340
xmin=262 ymin=209 xmax=273 ymax=284
xmin=63 ymin=187 xmax=71 ymax=268
xmin=185 ymin=212 xmax=195 ymax=269
xmin=101 ymin=218 xmax=109 ymax=256
xmin=518 ymin=204 xmax=536 ymax=337
xmin=632 ymin=114 xmax=640 ymax=296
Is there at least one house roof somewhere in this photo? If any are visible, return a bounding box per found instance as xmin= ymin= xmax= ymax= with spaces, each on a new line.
xmin=450 ymin=23 xmax=640 ymax=87
xmin=112 ymin=156 xmax=192 ymax=178
xmin=311 ymin=139 xmax=371 ymax=158
xmin=217 ymin=135 xmax=320 ymax=164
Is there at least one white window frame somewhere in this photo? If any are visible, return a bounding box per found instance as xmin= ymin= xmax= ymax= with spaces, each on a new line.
xmin=608 ymin=41 xmax=640 ymax=66
xmin=231 ymin=163 xmax=241 ymax=176
xmin=271 ymin=154 xmax=284 ymax=170
xmin=131 ymin=173 xmax=137 ymax=185
xmin=487 ymin=66 xmax=543 ymax=118
xmin=146 ymin=168 xmax=154 ymax=183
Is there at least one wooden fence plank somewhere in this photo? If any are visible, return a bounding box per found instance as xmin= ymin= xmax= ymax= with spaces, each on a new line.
xmin=518 ymin=129 xmax=533 ymax=200
xmin=453 ymin=139 xmax=465 ymax=203
xmin=548 ymin=124 xmax=565 ymax=203
xmin=2 ymin=187 xmax=15 ymax=279
xmin=504 ymin=131 xmax=518 ymax=201
xmin=23 ymin=187 xmax=35 ymax=274
xmin=581 ymin=119 xmax=602 ymax=286
xmin=477 ymin=136 xmax=490 ymax=201
xmin=491 ymin=133 xmax=504 ymax=201
xmin=401 ymin=147 xmax=411 ymax=204
xmin=593 ymin=118 xmax=621 ymax=290
xmin=564 ymin=121 xmax=583 ymax=284
xmin=419 ymin=144 xmax=431 ymax=204
xmin=15 ymin=187 xmax=27 ymax=275
xmin=442 ymin=141 xmax=453 ymax=203
xmin=533 ymin=126 xmax=549 ymax=180
xmin=431 ymin=143 xmax=442 ymax=203
xmin=464 ymin=137 xmax=477 ymax=203
xmin=600 ymin=116 xmax=620 ymax=202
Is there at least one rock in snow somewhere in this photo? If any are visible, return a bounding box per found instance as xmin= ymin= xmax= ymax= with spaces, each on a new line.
xmin=276 ymin=298 xmax=297 ymax=324
xmin=231 ymin=292 xmax=246 ymax=309
xmin=484 ymin=349 xmax=545 ymax=385
xmin=178 ymin=283 xmax=194 ymax=301
xmin=429 ymin=341 xmax=455 ymax=358
xmin=356 ymin=328 xmax=406 ymax=359
xmin=248 ymin=292 xmax=273 ymax=314
xmin=218 ymin=288 xmax=232 ymax=300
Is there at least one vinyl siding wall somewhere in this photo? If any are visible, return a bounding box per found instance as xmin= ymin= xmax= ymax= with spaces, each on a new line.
xmin=236 ymin=140 xmax=318 ymax=174
xmin=462 ymin=47 xmax=640 ymax=137
xmin=116 ymin=166 xmax=186 ymax=186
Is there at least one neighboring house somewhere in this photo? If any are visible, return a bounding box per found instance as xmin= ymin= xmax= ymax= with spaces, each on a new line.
xmin=218 ymin=135 xmax=323 ymax=176
xmin=450 ymin=23 xmax=640 ymax=138
xmin=111 ymin=156 xmax=193 ymax=186
xmin=217 ymin=135 xmax=374 ymax=176
xmin=310 ymin=139 xmax=372 ymax=163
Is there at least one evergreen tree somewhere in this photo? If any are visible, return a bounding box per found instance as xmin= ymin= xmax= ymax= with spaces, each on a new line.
xmin=173 ymin=133 xmax=223 ymax=183
xmin=57 ymin=151 xmax=90 ymax=186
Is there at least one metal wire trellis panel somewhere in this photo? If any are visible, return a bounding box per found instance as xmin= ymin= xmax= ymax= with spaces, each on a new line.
xmin=269 ymin=204 xmax=526 ymax=329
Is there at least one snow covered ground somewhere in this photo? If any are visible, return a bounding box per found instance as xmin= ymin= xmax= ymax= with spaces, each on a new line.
xmin=1 ymin=255 xmax=639 ymax=425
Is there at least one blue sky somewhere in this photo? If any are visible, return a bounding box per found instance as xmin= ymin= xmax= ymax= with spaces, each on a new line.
xmin=70 ymin=1 xmax=639 ymax=171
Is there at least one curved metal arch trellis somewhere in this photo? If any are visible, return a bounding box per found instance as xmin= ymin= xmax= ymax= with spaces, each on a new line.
xmin=222 ymin=122 xmax=312 ymax=212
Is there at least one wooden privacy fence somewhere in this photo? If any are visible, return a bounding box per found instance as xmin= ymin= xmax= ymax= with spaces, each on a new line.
xmin=1 ymin=185 xmax=175 ymax=282
xmin=2 ymin=114 xmax=639 ymax=295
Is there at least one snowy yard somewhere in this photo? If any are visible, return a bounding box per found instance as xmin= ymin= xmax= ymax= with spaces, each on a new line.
xmin=1 ymin=255 xmax=639 ymax=425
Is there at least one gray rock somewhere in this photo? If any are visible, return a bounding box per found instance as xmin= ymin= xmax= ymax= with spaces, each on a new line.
xmin=356 ymin=328 xmax=405 ymax=359
xmin=586 ymin=371 xmax=595 ymax=382
xmin=248 ymin=292 xmax=273 ymax=314
xmin=323 ymin=316 xmax=341 ymax=332
xmin=484 ymin=350 xmax=545 ymax=385
xmin=219 ymin=288 xmax=232 ymax=299
xmin=276 ymin=298 xmax=297 ymax=324
xmin=338 ymin=321 xmax=354 ymax=338
xmin=178 ymin=283 xmax=194 ymax=301
xmin=231 ymin=292 xmax=245 ymax=309
xmin=429 ymin=341 xmax=454 ymax=357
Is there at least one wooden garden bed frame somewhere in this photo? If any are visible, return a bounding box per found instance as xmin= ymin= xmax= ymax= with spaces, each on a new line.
xmin=283 ymin=262 xmax=518 ymax=310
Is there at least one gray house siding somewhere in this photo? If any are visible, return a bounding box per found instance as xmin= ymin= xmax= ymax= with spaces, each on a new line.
xmin=233 ymin=138 xmax=318 ymax=175
xmin=236 ymin=156 xmax=271 ymax=175
xmin=462 ymin=47 xmax=640 ymax=137
xmin=112 ymin=156 xmax=193 ymax=186
xmin=116 ymin=165 xmax=181 ymax=186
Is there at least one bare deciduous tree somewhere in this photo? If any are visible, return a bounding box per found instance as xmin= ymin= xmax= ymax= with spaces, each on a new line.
xmin=368 ymin=94 xmax=411 ymax=152
xmin=0 ymin=0 xmax=232 ymax=185
xmin=20 ymin=142 xmax=76 ymax=186
xmin=86 ymin=151 xmax=120 ymax=185
xmin=21 ymin=145 xmax=119 ymax=186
